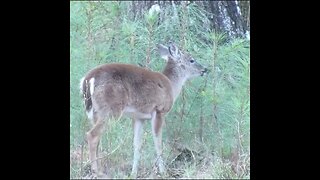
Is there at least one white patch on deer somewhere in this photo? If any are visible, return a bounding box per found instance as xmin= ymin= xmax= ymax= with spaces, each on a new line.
xmin=79 ymin=77 xmax=85 ymax=94
xmin=89 ymin=77 xmax=95 ymax=96
xmin=86 ymin=108 xmax=93 ymax=120
xmin=124 ymin=106 xmax=152 ymax=119
xmin=161 ymin=55 xmax=169 ymax=62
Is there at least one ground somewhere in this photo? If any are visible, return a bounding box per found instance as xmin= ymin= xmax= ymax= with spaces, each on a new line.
xmin=70 ymin=144 xmax=249 ymax=179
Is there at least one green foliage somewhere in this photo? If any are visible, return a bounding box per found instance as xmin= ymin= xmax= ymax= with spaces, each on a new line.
xmin=70 ymin=1 xmax=250 ymax=179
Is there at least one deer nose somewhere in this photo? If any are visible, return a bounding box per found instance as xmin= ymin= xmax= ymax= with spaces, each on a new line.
xmin=201 ymin=68 xmax=208 ymax=73
xmin=203 ymin=68 xmax=208 ymax=73
xmin=200 ymin=68 xmax=208 ymax=76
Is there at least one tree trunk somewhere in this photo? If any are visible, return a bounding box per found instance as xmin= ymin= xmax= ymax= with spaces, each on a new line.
xmin=224 ymin=0 xmax=246 ymax=38
xmin=238 ymin=0 xmax=250 ymax=31
xmin=208 ymin=1 xmax=225 ymax=33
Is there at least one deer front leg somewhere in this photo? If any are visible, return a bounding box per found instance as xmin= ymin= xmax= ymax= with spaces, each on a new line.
xmin=151 ymin=111 xmax=165 ymax=174
xmin=131 ymin=118 xmax=144 ymax=178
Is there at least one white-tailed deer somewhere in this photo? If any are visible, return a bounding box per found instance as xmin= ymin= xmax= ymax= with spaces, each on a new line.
xmin=80 ymin=42 xmax=207 ymax=178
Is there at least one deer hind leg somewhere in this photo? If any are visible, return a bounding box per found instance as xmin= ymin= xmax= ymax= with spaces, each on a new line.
xmin=131 ymin=118 xmax=144 ymax=178
xmin=151 ymin=111 xmax=166 ymax=174
xmin=86 ymin=114 xmax=107 ymax=178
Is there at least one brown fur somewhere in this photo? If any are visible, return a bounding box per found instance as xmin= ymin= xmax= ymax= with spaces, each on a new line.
xmin=82 ymin=63 xmax=174 ymax=119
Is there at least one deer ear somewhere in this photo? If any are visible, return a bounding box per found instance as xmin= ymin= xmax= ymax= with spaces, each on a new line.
xmin=168 ymin=42 xmax=181 ymax=60
xmin=157 ymin=44 xmax=169 ymax=61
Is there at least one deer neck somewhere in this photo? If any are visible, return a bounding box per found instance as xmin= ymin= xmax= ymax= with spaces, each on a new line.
xmin=162 ymin=61 xmax=188 ymax=101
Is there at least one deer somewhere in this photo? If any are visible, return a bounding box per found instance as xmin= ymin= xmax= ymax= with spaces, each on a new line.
xmin=79 ymin=42 xmax=207 ymax=178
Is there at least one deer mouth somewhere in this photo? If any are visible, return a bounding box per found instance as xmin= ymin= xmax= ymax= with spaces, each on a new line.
xmin=200 ymin=68 xmax=208 ymax=76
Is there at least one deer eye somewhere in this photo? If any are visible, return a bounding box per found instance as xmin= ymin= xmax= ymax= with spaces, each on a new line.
xmin=190 ymin=59 xmax=195 ymax=63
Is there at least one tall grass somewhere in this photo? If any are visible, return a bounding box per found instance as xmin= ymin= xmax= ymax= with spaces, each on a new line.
xmin=70 ymin=1 xmax=250 ymax=179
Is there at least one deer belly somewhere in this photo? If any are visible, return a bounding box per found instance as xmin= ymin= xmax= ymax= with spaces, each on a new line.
xmin=123 ymin=106 xmax=152 ymax=119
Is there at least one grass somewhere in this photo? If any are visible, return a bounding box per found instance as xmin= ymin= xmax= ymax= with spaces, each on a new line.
xmin=70 ymin=115 xmax=250 ymax=179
